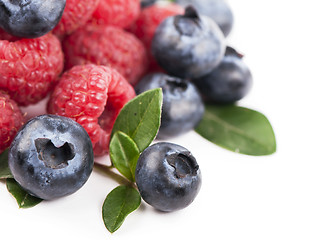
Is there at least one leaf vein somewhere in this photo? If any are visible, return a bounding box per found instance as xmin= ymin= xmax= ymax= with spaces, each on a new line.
xmin=20 ymin=194 xmax=29 ymax=207
xmin=109 ymin=195 xmax=126 ymax=232
xmin=130 ymin=93 xmax=158 ymax=140
xmin=205 ymin=110 xmax=271 ymax=150
xmin=118 ymin=136 xmax=131 ymax=177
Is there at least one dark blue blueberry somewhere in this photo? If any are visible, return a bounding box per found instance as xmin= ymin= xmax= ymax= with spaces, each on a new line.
xmin=8 ymin=115 xmax=94 ymax=200
xmin=175 ymin=0 xmax=234 ymax=36
xmin=0 ymin=0 xmax=66 ymax=38
xmin=151 ymin=6 xmax=226 ymax=79
xmin=193 ymin=46 xmax=253 ymax=103
xmin=135 ymin=142 xmax=201 ymax=212
xmin=135 ymin=73 xmax=204 ymax=139
xmin=140 ymin=0 xmax=156 ymax=8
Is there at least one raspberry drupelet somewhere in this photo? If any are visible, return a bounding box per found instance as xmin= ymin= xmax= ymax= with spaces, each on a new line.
xmin=0 ymin=91 xmax=24 ymax=153
xmin=0 ymin=30 xmax=64 ymax=106
xmin=47 ymin=64 xmax=136 ymax=156
xmin=53 ymin=0 xmax=100 ymax=37
xmin=62 ymin=24 xmax=148 ymax=86
xmin=90 ymin=0 xmax=141 ymax=29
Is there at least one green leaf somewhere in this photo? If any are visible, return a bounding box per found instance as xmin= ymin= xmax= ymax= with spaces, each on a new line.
xmin=112 ymin=88 xmax=163 ymax=152
xmin=0 ymin=149 xmax=13 ymax=179
xmin=6 ymin=178 xmax=43 ymax=208
xmin=110 ymin=131 xmax=140 ymax=182
xmin=102 ymin=185 xmax=141 ymax=233
xmin=195 ymin=104 xmax=276 ymax=156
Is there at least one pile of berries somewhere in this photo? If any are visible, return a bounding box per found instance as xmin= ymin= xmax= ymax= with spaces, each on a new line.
xmin=0 ymin=0 xmax=251 ymax=220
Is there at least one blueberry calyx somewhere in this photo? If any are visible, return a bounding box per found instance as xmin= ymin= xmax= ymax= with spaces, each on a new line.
xmin=167 ymin=152 xmax=199 ymax=179
xmin=17 ymin=0 xmax=31 ymax=7
xmin=174 ymin=6 xmax=201 ymax=36
xmin=165 ymin=77 xmax=188 ymax=92
xmin=35 ymin=138 xmax=75 ymax=169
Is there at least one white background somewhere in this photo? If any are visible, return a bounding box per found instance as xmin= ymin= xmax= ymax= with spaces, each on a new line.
xmin=1 ymin=0 xmax=336 ymax=239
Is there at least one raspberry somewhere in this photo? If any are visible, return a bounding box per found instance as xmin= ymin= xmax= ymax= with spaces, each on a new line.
xmin=90 ymin=0 xmax=140 ymax=29
xmin=52 ymin=0 xmax=100 ymax=37
xmin=63 ymin=24 xmax=148 ymax=85
xmin=47 ymin=64 xmax=136 ymax=156
xmin=0 ymin=31 xmax=64 ymax=106
xmin=0 ymin=91 xmax=24 ymax=153
xmin=128 ymin=3 xmax=184 ymax=72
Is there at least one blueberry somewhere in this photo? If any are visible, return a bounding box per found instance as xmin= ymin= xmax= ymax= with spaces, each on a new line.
xmin=140 ymin=0 xmax=156 ymax=8
xmin=8 ymin=115 xmax=94 ymax=200
xmin=151 ymin=6 xmax=226 ymax=79
xmin=193 ymin=46 xmax=253 ymax=103
xmin=135 ymin=142 xmax=201 ymax=212
xmin=135 ymin=73 xmax=204 ymax=139
xmin=0 ymin=0 xmax=66 ymax=38
xmin=175 ymin=0 xmax=234 ymax=36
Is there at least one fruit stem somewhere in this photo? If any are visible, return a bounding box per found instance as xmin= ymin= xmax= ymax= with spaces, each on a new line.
xmin=94 ymin=163 xmax=136 ymax=188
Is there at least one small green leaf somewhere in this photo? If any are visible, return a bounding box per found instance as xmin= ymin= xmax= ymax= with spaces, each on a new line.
xmin=103 ymin=185 xmax=141 ymax=233
xmin=0 ymin=149 xmax=13 ymax=179
xmin=6 ymin=178 xmax=42 ymax=208
xmin=112 ymin=88 xmax=163 ymax=152
xmin=110 ymin=131 xmax=140 ymax=182
xmin=195 ymin=104 xmax=276 ymax=156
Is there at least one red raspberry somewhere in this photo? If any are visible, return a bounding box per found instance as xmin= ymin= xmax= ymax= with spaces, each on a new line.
xmin=0 ymin=31 xmax=64 ymax=106
xmin=0 ymin=91 xmax=24 ymax=153
xmin=47 ymin=64 xmax=136 ymax=156
xmin=128 ymin=3 xmax=184 ymax=72
xmin=52 ymin=0 xmax=100 ymax=37
xmin=90 ymin=0 xmax=140 ymax=29
xmin=63 ymin=24 xmax=148 ymax=85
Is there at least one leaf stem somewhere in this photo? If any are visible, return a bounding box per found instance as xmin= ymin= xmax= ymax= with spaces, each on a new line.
xmin=94 ymin=163 xmax=136 ymax=188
